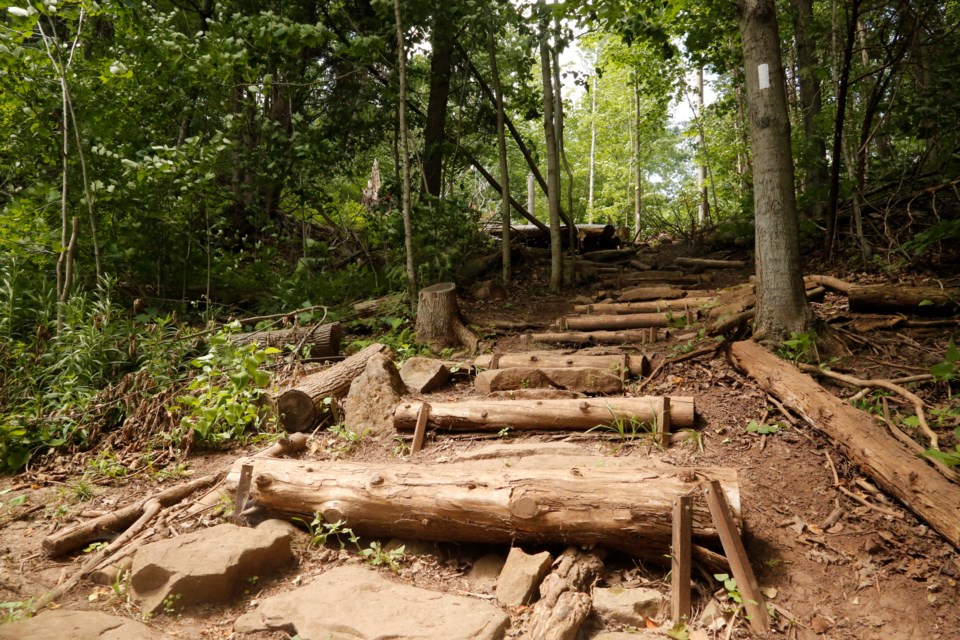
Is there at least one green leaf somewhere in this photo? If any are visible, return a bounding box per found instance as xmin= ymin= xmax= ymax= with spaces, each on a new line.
xmin=919 ymin=299 xmax=934 ymax=306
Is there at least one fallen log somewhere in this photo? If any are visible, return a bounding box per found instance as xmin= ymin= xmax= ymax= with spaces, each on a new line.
xmin=613 ymin=287 xmax=713 ymax=303
xmin=803 ymin=274 xmax=853 ymax=295
xmin=729 ymin=340 xmax=960 ymax=548
xmin=246 ymin=456 xmax=738 ymax=561
xmin=474 ymin=367 xmax=624 ymax=394
xmin=579 ymin=248 xmax=637 ymax=263
xmin=276 ymin=343 xmax=389 ymax=433
xmin=600 ymin=272 xmax=711 ymax=288
xmin=393 ymin=396 xmax=694 ymax=432
xmin=706 ymin=287 xmax=825 ymax=335
xmin=352 ymin=293 xmax=404 ymax=318
xmin=526 ymin=329 xmax=666 ymax=346
xmin=475 ymin=352 xmax=648 ymax=377
xmin=229 ymin=323 xmax=342 ymax=358
xmin=675 ymin=257 xmax=746 ymax=269
xmin=574 ymin=298 xmax=713 ymax=315
xmin=847 ymin=284 xmax=960 ymax=316
xmin=559 ymin=311 xmax=691 ymax=331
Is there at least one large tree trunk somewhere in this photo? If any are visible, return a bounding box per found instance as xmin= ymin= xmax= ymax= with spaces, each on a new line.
xmin=540 ymin=2 xmax=563 ymax=293
xmin=730 ymin=341 xmax=960 ymax=548
xmin=394 ymin=396 xmax=694 ymax=432
xmin=394 ymin=0 xmax=417 ymax=300
xmin=793 ymin=0 xmax=829 ymax=220
xmin=475 ymin=352 xmax=648 ymax=377
xmin=415 ymin=282 xmax=478 ymax=351
xmin=229 ymin=323 xmax=342 ymax=357
xmin=421 ymin=12 xmax=453 ymax=200
xmin=737 ymin=0 xmax=811 ymax=341
xmin=247 ymin=456 xmax=738 ymax=561
xmin=276 ymin=343 xmax=389 ymax=433
xmin=487 ymin=27 xmax=512 ymax=285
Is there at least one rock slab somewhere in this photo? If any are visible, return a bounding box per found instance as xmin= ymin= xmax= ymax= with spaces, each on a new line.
xmin=234 ymin=565 xmax=510 ymax=640
xmin=592 ymin=586 xmax=665 ymax=626
xmin=0 ymin=610 xmax=172 ymax=640
xmin=343 ymin=352 xmax=407 ymax=436
xmin=495 ymin=546 xmax=553 ymax=606
xmin=130 ymin=519 xmax=294 ymax=614
xmin=399 ymin=356 xmax=451 ymax=393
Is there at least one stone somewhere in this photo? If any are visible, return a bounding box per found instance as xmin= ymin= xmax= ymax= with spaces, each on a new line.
xmin=495 ymin=547 xmax=553 ymax=606
xmin=0 ymin=610 xmax=172 ymax=640
xmin=234 ymin=565 xmax=509 ymax=640
xmin=697 ymin=598 xmax=729 ymax=631
xmin=399 ymin=357 xmax=451 ymax=393
xmin=590 ymin=632 xmax=666 ymax=640
xmin=130 ymin=519 xmax=295 ymax=614
xmin=343 ymin=353 xmax=406 ymax=436
xmin=474 ymin=367 xmax=623 ymax=394
xmin=467 ymin=552 xmax=506 ymax=591
xmin=591 ymin=586 xmax=665 ymax=626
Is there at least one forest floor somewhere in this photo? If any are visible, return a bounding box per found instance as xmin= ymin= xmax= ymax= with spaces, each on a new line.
xmin=1 ymin=240 xmax=958 ymax=640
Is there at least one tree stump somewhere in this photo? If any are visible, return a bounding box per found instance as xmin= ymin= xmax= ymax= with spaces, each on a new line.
xmin=415 ymin=282 xmax=478 ymax=352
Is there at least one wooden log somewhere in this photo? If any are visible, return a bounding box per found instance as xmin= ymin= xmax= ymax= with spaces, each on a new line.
xmin=560 ymin=311 xmax=682 ymax=331
xmin=475 ymin=352 xmax=648 ymax=377
xmin=803 ymin=274 xmax=853 ymax=294
xmin=393 ymin=396 xmax=694 ymax=432
xmin=229 ymin=323 xmax=342 ymax=357
xmin=526 ymin=329 xmax=666 ymax=346
xmin=579 ymin=248 xmax=637 ymax=263
xmin=574 ymin=298 xmax=713 ymax=315
xmin=675 ymin=257 xmax=747 ymax=269
xmin=847 ymin=284 xmax=960 ymax=315
xmin=246 ymin=456 xmax=739 ymax=560
xmin=276 ymin=343 xmax=389 ymax=433
xmin=614 ymin=287 xmax=712 ymax=303
xmin=729 ymin=340 xmax=960 ymax=548
xmin=671 ymin=495 xmax=693 ymax=624
xmin=474 ymin=367 xmax=624 ymax=394
xmin=415 ymin=282 xmax=478 ymax=351
xmin=352 ymin=293 xmax=404 ymax=318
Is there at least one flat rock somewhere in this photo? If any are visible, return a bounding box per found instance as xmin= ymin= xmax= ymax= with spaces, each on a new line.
xmin=344 ymin=353 xmax=406 ymax=436
xmin=234 ymin=565 xmax=509 ymax=640
xmin=399 ymin=357 xmax=451 ymax=393
xmin=0 ymin=610 xmax=172 ymax=640
xmin=130 ymin=519 xmax=295 ymax=614
xmin=592 ymin=586 xmax=665 ymax=626
xmin=475 ymin=367 xmax=623 ymax=394
xmin=590 ymin=632 xmax=666 ymax=640
xmin=467 ymin=552 xmax=506 ymax=591
xmin=496 ymin=547 xmax=553 ymax=606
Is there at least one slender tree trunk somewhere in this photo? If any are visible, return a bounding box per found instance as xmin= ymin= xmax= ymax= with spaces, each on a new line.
xmin=634 ymin=81 xmax=642 ymax=237
xmin=528 ymin=173 xmax=536 ymax=218
xmin=487 ymin=28 xmax=512 ymax=285
xmin=792 ymin=0 xmax=829 ymax=221
xmin=588 ymin=73 xmax=597 ymax=216
xmin=539 ymin=4 xmax=563 ymax=293
xmin=552 ymin=34 xmax=576 ymax=253
xmin=695 ymin=67 xmax=710 ymax=226
xmin=395 ymin=0 xmax=417 ymax=301
xmin=737 ymin=0 xmax=811 ymax=342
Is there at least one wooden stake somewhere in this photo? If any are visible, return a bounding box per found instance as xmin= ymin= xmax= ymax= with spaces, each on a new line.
xmin=703 ymin=480 xmax=769 ymax=634
xmin=656 ymin=396 xmax=671 ymax=448
xmin=233 ymin=463 xmax=254 ymax=524
xmin=671 ymin=495 xmax=693 ymax=623
xmin=412 ymin=402 xmax=431 ymax=454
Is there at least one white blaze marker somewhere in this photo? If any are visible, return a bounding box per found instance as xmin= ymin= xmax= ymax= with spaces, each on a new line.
xmin=758 ymin=63 xmax=770 ymax=90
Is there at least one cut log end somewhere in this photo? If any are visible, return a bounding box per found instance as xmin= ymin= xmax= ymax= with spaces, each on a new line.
xmin=277 ymin=390 xmax=317 ymax=433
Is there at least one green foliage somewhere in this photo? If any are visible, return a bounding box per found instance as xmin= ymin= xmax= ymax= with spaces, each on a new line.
xmin=177 ymin=326 xmax=280 ymax=447
xmin=745 ymin=420 xmax=780 ymax=435
xmin=714 ymin=573 xmax=744 ymax=605
xmin=296 ymin=513 xmax=405 ymax=572
xmin=928 ymin=339 xmax=960 ymax=382
xmin=778 ymin=330 xmax=818 ymax=364
xmin=325 ymin=423 xmax=371 ymax=455
xmin=921 ymin=427 xmax=960 ymax=469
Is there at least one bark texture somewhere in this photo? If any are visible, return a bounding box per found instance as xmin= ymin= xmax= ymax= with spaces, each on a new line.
xmin=475 ymin=352 xmax=647 ymax=377
xmin=229 ymin=323 xmax=342 ymax=357
xmin=414 ymin=282 xmax=478 ymax=351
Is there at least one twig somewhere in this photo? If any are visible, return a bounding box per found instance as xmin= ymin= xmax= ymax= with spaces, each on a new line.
xmin=799 ymin=363 xmax=939 ymax=450
xmin=637 ymin=345 xmax=719 ymax=392
xmin=838 ymin=486 xmax=904 ymax=520
xmin=879 ymin=397 xmax=957 ymax=480
xmin=824 ymin=451 xmax=840 ymax=486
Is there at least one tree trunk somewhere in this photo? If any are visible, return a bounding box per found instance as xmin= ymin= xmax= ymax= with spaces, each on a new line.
xmin=730 ymin=341 xmax=960 ymax=549
xmin=528 ymin=173 xmax=536 ymax=219
xmin=247 ymin=456 xmax=737 ymax=560
xmin=414 ymin=282 xmax=478 ymax=351
xmin=634 ymin=81 xmax=643 ymax=237
xmin=487 ymin=27 xmax=512 ymax=285
xmin=737 ymin=0 xmax=811 ymax=342
xmin=394 ymin=0 xmax=417 ymax=301
xmin=229 ymin=323 xmax=342 ymax=357
xmin=540 ymin=3 xmax=563 ymax=293
xmin=276 ymin=343 xmax=389 ymax=433
xmin=696 ymin=67 xmax=710 ymax=226
xmin=475 ymin=352 xmax=648 ymax=377
xmin=421 ymin=12 xmax=453 ymax=200
xmin=792 ymin=0 xmax=829 ymax=220
xmin=394 ymin=396 xmax=694 ymax=432
xmin=588 ymin=73 xmax=597 ymax=216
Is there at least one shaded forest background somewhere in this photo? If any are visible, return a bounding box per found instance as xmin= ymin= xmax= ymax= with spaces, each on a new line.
xmin=0 ymin=0 xmax=958 ymax=471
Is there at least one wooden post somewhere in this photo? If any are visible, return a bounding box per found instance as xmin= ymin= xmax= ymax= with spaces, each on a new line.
xmin=656 ymin=396 xmax=671 ymax=448
xmin=233 ymin=463 xmax=254 ymax=525
xmin=671 ymin=495 xmax=693 ymax=623
xmin=703 ymin=480 xmax=769 ymax=634
xmin=412 ymin=402 xmax=431 ymax=454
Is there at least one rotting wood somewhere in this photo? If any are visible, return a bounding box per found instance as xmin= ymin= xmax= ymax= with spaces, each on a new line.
xmin=475 ymin=351 xmax=648 ymax=377
xmin=275 ymin=343 xmax=388 ymax=433
xmin=245 ymin=456 xmax=738 ymax=563
xmin=559 ymin=312 xmax=680 ymax=331
xmin=675 ymin=257 xmax=747 ymax=269
xmin=526 ymin=329 xmax=666 ymax=346
xmin=393 ymin=396 xmax=694 ymax=432
xmin=729 ymin=340 xmax=960 ymax=549
xmin=229 ymin=322 xmax=342 ymax=357
xmin=522 ymin=547 xmax=603 ymax=640
xmin=847 ymin=284 xmax=960 ymax=315
xmin=672 ymin=495 xmax=693 ymax=624
xmin=703 ymin=479 xmax=770 ymax=634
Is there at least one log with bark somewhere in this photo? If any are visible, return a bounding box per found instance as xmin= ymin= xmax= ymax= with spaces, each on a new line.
xmin=574 ymin=298 xmax=713 ymax=315
xmin=352 ymin=293 xmax=405 ymax=318
xmin=275 ymin=343 xmax=389 ymax=433
xmin=526 ymin=329 xmax=667 ymax=346
xmin=559 ymin=311 xmax=692 ymax=331
xmin=674 ymin=257 xmax=747 ymax=269
xmin=475 ymin=351 xmax=648 ymax=377
xmin=245 ymin=455 xmax=738 ymax=563
xmin=393 ymin=396 xmax=694 ymax=432
xmin=611 ymin=287 xmax=713 ymax=303
xmin=847 ymin=284 xmax=960 ymax=316
xmin=229 ymin=322 xmax=342 ymax=357
xmin=474 ymin=367 xmax=624 ymax=394
xmin=414 ymin=282 xmax=478 ymax=352
xmin=729 ymin=340 xmax=960 ymax=548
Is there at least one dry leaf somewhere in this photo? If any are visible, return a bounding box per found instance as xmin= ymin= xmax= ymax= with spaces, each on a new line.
xmin=810 ymin=614 xmax=832 ymax=634
xmin=644 ymin=615 xmax=659 ymax=629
